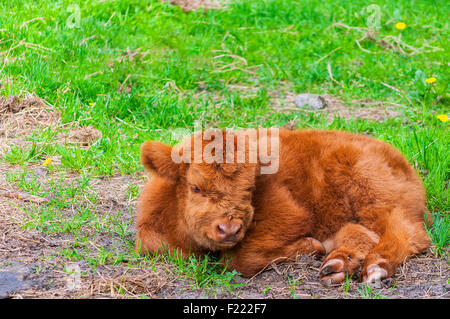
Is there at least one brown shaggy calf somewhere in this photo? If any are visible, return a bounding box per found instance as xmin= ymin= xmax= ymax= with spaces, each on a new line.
xmin=136 ymin=129 xmax=431 ymax=284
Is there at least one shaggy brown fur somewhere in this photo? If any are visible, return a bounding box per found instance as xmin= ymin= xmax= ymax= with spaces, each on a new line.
xmin=136 ymin=129 xmax=431 ymax=284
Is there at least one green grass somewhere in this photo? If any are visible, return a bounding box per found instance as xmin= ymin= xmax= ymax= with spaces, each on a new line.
xmin=357 ymin=284 xmax=387 ymax=299
xmin=0 ymin=0 xmax=448 ymax=295
xmin=154 ymin=248 xmax=245 ymax=295
xmin=286 ymin=274 xmax=302 ymax=299
xmin=344 ymin=272 xmax=353 ymax=296
xmin=426 ymin=210 xmax=450 ymax=257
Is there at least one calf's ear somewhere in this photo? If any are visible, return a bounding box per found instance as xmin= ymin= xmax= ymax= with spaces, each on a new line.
xmin=140 ymin=141 xmax=180 ymax=180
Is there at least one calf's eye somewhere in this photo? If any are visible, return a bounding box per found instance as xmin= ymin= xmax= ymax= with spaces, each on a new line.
xmin=191 ymin=185 xmax=201 ymax=193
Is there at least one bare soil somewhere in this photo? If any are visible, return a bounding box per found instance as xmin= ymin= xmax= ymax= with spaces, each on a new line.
xmin=0 ymin=95 xmax=102 ymax=158
xmin=271 ymin=90 xmax=402 ymax=122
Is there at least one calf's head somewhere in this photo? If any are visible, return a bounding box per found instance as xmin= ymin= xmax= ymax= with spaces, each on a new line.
xmin=140 ymin=130 xmax=259 ymax=251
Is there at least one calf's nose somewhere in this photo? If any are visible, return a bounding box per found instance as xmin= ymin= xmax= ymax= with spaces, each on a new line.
xmin=216 ymin=222 xmax=242 ymax=241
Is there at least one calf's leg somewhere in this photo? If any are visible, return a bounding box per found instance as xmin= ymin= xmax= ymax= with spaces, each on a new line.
xmin=360 ymin=207 xmax=431 ymax=284
xmin=319 ymin=223 xmax=379 ymax=285
xmin=226 ymin=236 xmax=326 ymax=277
xmin=135 ymin=224 xmax=168 ymax=254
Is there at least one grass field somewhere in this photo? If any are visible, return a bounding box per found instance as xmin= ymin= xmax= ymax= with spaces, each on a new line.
xmin=0 ymin=0 xmax=448 ymax=298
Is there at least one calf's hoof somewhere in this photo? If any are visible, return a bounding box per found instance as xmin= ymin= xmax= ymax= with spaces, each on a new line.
xmin=361 ymin=264 xmax=388 ymax=285
xmin=319 ymin=259 xmax=347 ymax=285
xmin=319 ymin=249 xmax=361 ymax=286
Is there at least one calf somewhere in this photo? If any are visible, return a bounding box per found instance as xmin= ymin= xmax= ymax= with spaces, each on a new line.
xmin=136 ymin=128 xmax=431 ymax=284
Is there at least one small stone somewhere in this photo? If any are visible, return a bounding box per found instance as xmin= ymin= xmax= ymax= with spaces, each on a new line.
xmin=294 ymin=94 xmax=326 ymax=110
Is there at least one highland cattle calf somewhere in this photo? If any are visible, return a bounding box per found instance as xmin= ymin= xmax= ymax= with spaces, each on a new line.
xmin=136 ymin=129 xmax=431 ymax=284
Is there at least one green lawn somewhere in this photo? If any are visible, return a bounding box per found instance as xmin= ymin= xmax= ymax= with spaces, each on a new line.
xmin=0 ymin=0 xmax=448 ymax=296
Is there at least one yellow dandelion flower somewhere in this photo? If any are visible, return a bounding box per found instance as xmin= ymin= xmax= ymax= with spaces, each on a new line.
xmin=436 ymin=114 xmax=449 ymax=122
xmin=89 ymin=102 xmax=96 ymax=106
xmin=425 ymin=77 xmax=437 ymax=84
xmin=43 ymin=158 xmax=52 ymax=166
xmin=395 ymin=22 xmax=406 ymax=30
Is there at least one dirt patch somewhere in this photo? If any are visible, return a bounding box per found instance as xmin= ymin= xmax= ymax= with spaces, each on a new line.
xmin=233 ymin=251 xmax=449 ymax=299
xmin=55 ymin=126 xmax=102 ymax=146
xmin=162 ymin=0 xmax=226 ymax=12
xmin=197 ymin=82 xmax=403 ymax=123
xmin=0 ymin=165 xmax=146 ymax=298
xmin=272 ymin=91 xmax=401 ymax=122
xmin=0 ymin=95 xmax=102 ymax=156
xmin=0 ymin=95 xmax=59 ymax=137
xmin=322 ymin=95 xmax=401 ymax=122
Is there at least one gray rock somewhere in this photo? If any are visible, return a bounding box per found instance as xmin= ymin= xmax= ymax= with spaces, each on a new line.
xmin=294 ymin=94 xmax=326 ymax=110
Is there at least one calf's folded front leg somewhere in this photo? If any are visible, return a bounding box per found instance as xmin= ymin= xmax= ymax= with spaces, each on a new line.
xmin=225 ymin=236 xmax=325 ymax=277
xmin=135 ymin=223 xmax=169 ymax=255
